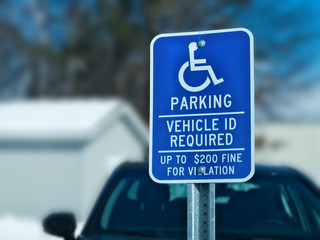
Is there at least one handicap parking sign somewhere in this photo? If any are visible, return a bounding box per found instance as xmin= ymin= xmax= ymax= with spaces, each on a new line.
xmin=149 ymin=28 xmax=254 ymax=183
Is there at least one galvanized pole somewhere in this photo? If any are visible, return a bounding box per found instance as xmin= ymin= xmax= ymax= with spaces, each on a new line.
xmin=188 ymin=183 xmax=215 ymax=240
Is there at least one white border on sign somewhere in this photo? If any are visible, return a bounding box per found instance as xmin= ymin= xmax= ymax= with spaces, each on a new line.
xmin=149 ymin=28 xmax=254 ymax=184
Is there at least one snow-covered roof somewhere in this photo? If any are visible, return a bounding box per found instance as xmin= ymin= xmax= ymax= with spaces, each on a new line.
xmin=0 ymin=99 xmax=148 ymax=143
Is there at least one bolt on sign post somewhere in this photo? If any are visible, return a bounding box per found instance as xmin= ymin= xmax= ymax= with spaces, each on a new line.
xmin=149 ymin=28 xmax=254 ymax=240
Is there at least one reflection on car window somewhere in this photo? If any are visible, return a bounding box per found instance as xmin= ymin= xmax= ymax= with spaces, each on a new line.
xmin=226 ymin=183 xmax=260 ymax=192
xmin=127 ymin=180 xmax=139 ymax=201
xmin=100 ymin=179 xmax=127 ymax=229
xmin=169 ymin=184 xmax=187 ymax=201
xmin=294 ymin=182 xmax=320 ymax=234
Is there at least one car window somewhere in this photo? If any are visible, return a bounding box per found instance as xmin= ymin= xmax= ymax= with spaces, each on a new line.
xmin=99 ymin=171 xmax=187 ymax=238
xmin=215 ymin=180 xmax=305 ymax=235
xmin=94 ymin=168 xmax=320 ymax=238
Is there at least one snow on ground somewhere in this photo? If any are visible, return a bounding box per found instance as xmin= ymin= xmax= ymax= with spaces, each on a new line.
xmin=0 ymin=215 xmax=83 ymax=240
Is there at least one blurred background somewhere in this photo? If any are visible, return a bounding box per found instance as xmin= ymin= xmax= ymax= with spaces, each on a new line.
xmin=0 ymin=0 xmax=320 ymax=239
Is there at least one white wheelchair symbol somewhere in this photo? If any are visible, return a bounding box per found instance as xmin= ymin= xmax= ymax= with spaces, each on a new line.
xmin=178 ymin=42 xmax=224 ymax=92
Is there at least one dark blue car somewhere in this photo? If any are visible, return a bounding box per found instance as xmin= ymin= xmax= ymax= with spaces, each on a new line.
xmin=43 ymin=162 xmax=320 ymax=240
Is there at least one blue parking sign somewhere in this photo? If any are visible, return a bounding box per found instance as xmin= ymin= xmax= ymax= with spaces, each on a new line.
xmin=149 ymin=28 xmax=254 ymax=183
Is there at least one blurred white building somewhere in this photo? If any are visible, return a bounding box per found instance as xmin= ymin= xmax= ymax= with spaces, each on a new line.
xmin=255 ymin=123 xmax=320 ymax=186
xmin=0 ymin=99 xmax=148 ymax=220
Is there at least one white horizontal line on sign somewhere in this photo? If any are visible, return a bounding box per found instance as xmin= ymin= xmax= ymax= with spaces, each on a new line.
xmin=158 ymin=111 xmax=245 ymax=118
xmin=158 ymin=148 xmax=245 ymax=153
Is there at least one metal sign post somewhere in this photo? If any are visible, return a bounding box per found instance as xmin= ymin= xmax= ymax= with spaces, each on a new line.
xmin=188 ymin=183 xmax=215 ymax=240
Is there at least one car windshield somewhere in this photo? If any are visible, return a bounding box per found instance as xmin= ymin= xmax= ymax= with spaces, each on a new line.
xmin=94 ymin=167 xmax=320 ymax=239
